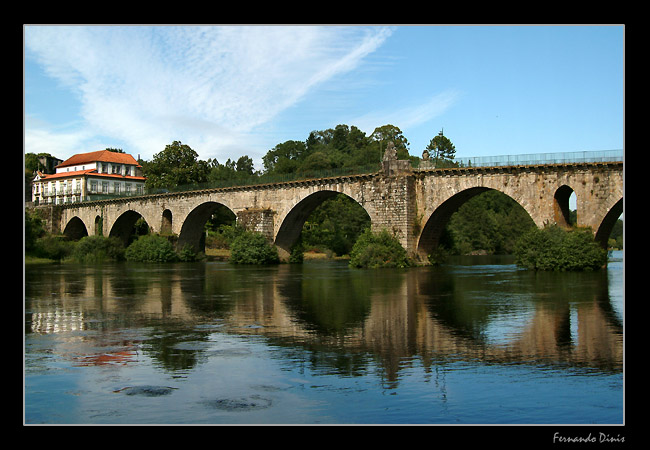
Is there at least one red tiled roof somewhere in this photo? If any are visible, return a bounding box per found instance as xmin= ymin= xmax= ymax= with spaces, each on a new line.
xmin=37 ymin=169 xmax=97 ymax=179
xmin=37 ymin=169 xmax=146 ymax=181
xmin=56 ymin=150 xmax=141 ymax=168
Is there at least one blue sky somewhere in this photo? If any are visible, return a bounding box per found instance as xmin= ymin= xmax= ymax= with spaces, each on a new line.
xmin=24 ymin=25 xmax=624 ymax=169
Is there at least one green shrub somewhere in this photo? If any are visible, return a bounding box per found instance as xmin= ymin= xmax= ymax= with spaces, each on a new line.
xmin=125 ymin=234 xmax=178 ymax=262
xmin=218 ymin=224 xmax=246 ymax=248
xmin=289 ymin=239 xmax=304 ymax=264
xmin=177 ymin=244 xmax=199 ymax=262
xmin=428 ymin=246 xmax=450 ymax=266
xmin=25 ymin=209 xmax=45 ymax=252
xmin=34 ymin=235 xmax=76 ymax=261
xmin=514 ymin=225 xmax=607 ymax=271
xmin=230 ymin=230 xmax=279 ymax=265
xmin=349 ymin=228 xmax=411 ymax=269
xmin=72 ymin=235 xmax=125 ymax=263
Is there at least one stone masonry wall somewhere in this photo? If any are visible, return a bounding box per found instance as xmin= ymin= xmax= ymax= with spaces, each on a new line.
xmin=48 ymin=162 xmax=622 ymax=263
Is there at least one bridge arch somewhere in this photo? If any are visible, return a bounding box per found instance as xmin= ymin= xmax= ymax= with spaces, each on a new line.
xmin=554 ymin=185 xmax=576 ymax=228
xmin=161 ymin=209 xmax=173 ymax=234
xmin=94 ymin=215 xmax=103 ymax=236
xmin=109 ymin=210 xmax=150 ymax=246
xmin=178 ymin=201 xmax=236 ymax=252
xmin=416 ymin=187 xmax=535 ymax=260
xmin=594 ymin=197 xmax=623 ymax=248
xmin=63 ymin=216 xmax=89 ymax=240
xmin=274 ymin=190 xmax=372 ymax=260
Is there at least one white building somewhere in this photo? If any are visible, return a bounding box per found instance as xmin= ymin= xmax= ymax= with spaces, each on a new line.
xmin=32 ymin=150 xmax=146 ymax=205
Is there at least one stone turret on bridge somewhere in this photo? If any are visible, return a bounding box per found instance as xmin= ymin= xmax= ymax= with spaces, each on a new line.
xmin=38 ymin=153 xmax=623 ymax=263
xmin=381 ymin=141 xmax=412 ymax=176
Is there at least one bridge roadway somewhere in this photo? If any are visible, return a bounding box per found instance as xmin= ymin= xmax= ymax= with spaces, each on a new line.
xmin=43 ymin=159 xmax=623 ymax=262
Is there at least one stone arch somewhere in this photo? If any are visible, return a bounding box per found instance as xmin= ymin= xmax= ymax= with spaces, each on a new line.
xmin=594 ymin=197 xmax=623 ymax=248
xmin=178 ymin=201 xmax=235 ymax=252
xmin=94 ymin=215 xmax=103 ymax=236
xmin=63 ymin=216 xmax=89 ymax=240
xmin=554 ymin=185 xmax=575 ymax=228
xmin=161 ymin=209 xmax=173 ymax=235
xmin=109 ymin=210 xmax=149 ymax=246
xmin=274 ymin=190 xmax=372 ymax=260
xmin=416 ymin=187 xmax=534 ymax=260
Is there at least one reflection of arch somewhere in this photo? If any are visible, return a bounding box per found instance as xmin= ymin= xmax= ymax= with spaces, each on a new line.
xmin=275 ymin=191 xmax=371 ymax=258
xmin=109 ymin=210 xmax=146 ymax=246
xmin=178 ymin=202 xmax=235 ymax=252
xmin=161 ymin=209 xmax=173 ymax=235
xmin=63 ymin=216 xmax=89 ymax=240
xmin=554 ymin=185 xmax=574 ymax=228
xmin=594 ymin=198 xmax=623 ymax=248
xmin=416 ymin=187 xmax=534 ymax=260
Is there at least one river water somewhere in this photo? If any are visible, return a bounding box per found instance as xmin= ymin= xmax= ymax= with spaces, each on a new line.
xmin=24 ymin=252 xmax=624 ymax=425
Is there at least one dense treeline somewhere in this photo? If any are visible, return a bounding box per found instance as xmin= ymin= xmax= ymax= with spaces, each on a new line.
xmin=138 ymin=124 xmax=417 ymax=191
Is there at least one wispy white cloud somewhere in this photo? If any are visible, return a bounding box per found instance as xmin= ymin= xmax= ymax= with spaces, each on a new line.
xmin=350 ymin=88 xmax=463 ymax=138
xmin=24 ymin=25 xmax=394 ymax=162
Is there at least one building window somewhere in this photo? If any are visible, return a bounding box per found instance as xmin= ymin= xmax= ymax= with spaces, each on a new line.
xmin=90 ymin=181 xmax=98 ymax=193
xmin=114 ymin=183 xmax=120 ymax=194
xmin=102 ymin=182 xmax=108 ymax=193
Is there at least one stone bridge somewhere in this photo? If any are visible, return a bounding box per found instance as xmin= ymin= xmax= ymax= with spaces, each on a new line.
xmin=40 ymin=158 xmax=623 ymax=262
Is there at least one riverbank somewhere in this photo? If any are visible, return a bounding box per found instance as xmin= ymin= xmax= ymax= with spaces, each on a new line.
xmin=26 ymin=248 xmax=349 ymax=264
xmin=204 ymin=248 xmax=349 ymax=261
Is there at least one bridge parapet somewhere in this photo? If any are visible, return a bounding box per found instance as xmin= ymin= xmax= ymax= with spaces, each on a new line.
xmin=412 ymin=149 xmax=622 ymax=170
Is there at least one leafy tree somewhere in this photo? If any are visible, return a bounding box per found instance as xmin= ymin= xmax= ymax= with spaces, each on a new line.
xmin=235 ymin=155 xmax=255 ymax=175
xmin=426 ymin=131 xmax=456 ymax=163
xmin=25 ymin=209 xmax=45 ymax=252
xmin=25 ymin=152 xmax=55 ymax=184
xmin=305 ymin=129 xmax=334 ymax=154
xmin=142 ymin=141 xmax=210 ymax=189
xmin=298 ymin=151 xmax=335 ymax=175
xmin=207 ymin=155 xmax=257 ymax=183
xmin=370 ymin=124 xmax=411 ymax=160
xmin=263 ymin=140 xmax=307 ymax=174
xmin=25 ymin=153 xmax=44 ymax=174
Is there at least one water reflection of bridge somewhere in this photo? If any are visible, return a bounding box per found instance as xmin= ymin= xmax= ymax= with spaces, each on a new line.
xmin=27 ymin=263 xmax=623 ymax=383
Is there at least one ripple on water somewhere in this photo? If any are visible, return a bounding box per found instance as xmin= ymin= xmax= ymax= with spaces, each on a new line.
xmin=113 ymin=385 xmax=178 ymax=397
xmin=201 ymin=395 xmax=273 ymax=411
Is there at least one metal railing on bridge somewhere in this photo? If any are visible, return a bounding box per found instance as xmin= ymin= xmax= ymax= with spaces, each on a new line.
xmin=72 ymin=150 xmax=622 ymax=204
xmin=414 ymin=149 xmax=623 ymax=169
